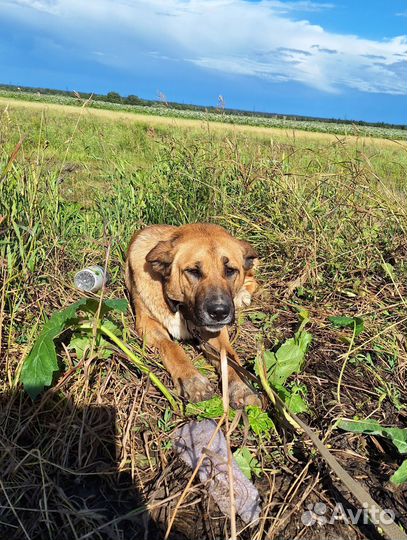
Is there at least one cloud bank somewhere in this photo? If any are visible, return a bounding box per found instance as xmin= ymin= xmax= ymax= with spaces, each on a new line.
xmin=3 ymin=0 xmax=407 ymax=95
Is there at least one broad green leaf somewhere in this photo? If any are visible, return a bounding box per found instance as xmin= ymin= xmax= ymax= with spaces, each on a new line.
xmin=69 ymin=319 xmax=122 ymax=361
xmin=21 ymin=299 xmax=88 ymax=398
xmin=103 ymin=298 xmax=128 ymax=314
xmin=246 ymin=405 xmax=275 ymax=438
xmin=69 ymin=332 xmax=113 ymax=360
xmin=284 ymin=388 xmax=309 ymax=414
xmin=275 ymin=383 xmax=309 ymax=414
xmin=336 ymin=418 xmax=407 ymax=454
xmin=329 ymin=316 xmax=364 ymax=337
xmin=390 ymin=459 xmax=407 ymax=485
xmin=21 ymin=298 xmax=128 ymax=399
xmin=285 ymin=393 xmax=309 ymax=414
xmin=296 ymin=330 xmax=313 ymax=351
xmin=69 ymin=335 xmax=89 ymax=360
xmin=234 ymin=447 xmax=261 ymax=480
xmin=81 ymin=298 xmax=128 ymax=316
xmin=352 ymin=317 xmax=364 ymax=337
xmin=257 ymin=331 xmax=312 ymax=387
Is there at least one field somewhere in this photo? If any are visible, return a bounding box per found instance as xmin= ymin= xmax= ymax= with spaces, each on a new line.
xmin=1 ymin=89 xmax=407 ymax=140
xmin=1 ymin=96 xmax=407 ymax=540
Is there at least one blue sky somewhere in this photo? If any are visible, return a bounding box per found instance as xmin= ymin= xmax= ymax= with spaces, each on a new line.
xmin=1 ymin=0 xmax=406 ymax=124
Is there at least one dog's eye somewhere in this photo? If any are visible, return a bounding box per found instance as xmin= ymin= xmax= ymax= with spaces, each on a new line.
xmin=225 ymin=267 xmax=238 ymax=278
xmin=185 ymin=268 xmax=202 ymax=279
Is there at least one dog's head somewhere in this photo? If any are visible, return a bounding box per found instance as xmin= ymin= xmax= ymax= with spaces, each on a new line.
xmin=145 ymin=224 xmax=257 ymax=333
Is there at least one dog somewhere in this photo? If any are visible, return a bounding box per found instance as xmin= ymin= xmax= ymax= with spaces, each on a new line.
xmin=125 ymin=223 xmax=261 ymax=408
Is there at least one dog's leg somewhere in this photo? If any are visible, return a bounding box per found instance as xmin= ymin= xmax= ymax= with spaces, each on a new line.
xmin=234 ymin=270 xmax=258 ymax=308
xmin=135 ymin=300 xmax=214 ymax=402
xmin=206 ymin=328 xmax=261 ymax=409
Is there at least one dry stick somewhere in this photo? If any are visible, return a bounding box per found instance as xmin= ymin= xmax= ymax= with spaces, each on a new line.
xmin=0 ymin=479 xmax=31 ymax=540
xmin=164 ymin=412 xmax=227 ymax=540
xmin=37 ymin=448 xmax=52 ymax=539
xmin=220 ymin=348 xmax=237 ymax=540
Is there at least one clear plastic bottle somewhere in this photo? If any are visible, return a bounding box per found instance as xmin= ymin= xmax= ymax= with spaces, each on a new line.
xmin=74 ymin=265 xmax=108 ymax=292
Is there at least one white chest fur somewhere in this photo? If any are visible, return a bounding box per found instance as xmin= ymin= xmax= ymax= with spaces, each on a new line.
xmin=164 ymin=311 xmax=192 ymax=340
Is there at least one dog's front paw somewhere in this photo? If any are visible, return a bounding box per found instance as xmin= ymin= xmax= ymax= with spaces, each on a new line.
xmin=229 ymin=380 xmax=262 ymax=409
xmin=234 ymin=289 xmax=252 ymax=308
xmin=179 ymin=373 xmax=215 ymax=402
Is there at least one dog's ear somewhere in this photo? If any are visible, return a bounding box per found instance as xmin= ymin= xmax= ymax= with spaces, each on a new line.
xmin=146 ymin=239 xmax=176 ymax=277
xmin=239 ymin=240 xmax=258 ymax=271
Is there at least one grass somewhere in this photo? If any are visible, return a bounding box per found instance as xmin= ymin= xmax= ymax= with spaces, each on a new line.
xmin=1 ymin=96 xmax=407 ymax=539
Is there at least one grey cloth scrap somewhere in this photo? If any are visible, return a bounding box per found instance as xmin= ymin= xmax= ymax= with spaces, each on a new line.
xmin=173 ymin=419 xmax=261 ymax=524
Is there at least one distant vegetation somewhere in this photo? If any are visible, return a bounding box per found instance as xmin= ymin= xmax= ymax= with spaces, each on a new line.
xmin=0 ymin=83 xmax=406 ymax=140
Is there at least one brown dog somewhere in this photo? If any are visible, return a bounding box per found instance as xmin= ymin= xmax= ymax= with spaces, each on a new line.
xmin=125 ymin=223 xmax=261 ymax=408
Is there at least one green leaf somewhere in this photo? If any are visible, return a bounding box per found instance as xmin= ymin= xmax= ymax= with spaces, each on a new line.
xmin=99 ymin=318 xmax=122 ymax=336
xmin=21 ymin=298 xmax=128 ymax=399
xmin=336 ymin=418 xmax=407 ymax=454
xmin=246 ymin=405 xmax=275 ymax=438
xmin=329 ymin=316 xmax=364 ymax=337
xmin=275 ymin=383 xmax=309 ymax=414
xmin=185 ymin=396 xmax=235 ymax=420
xmin=69 ymin=332 xmax=113 ymax=360
xmin=329 ymin=316 xmax=355 ymax=327
xmin=69 ymin=319 xmax=122 ymax=361
xmin=296 ymin=329 xmax=313 ymax=351
xmin=68 ymin=335 xmax=89 ymax=360
xmin=381 ymin=262 xmax=396 ymax=281
xmin=102 ymin=298 xmax=128 ymax=314
xmin=248 ymin=311 xmax=268 ymax=322
xmin=390 ymin=459 xmax=407 ymax=485
xmin=80 ymin=298 xmax=128 ymax=317
xmin=257 ymin=331 xmax=312 ymax=387
xmin=21 ymin=299 xmax=88 ymax=398
xmin=285 ymin=393 xmax=309 ymax=414
xmin=298 ymin=308 xmax=310 ymax=321
xmin=234 ymin=447 xmax=261 ymax=480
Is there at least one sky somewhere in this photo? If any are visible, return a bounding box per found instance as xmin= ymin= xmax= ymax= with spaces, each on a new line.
xmin=1 ymin=0 xmax=406 ymax=124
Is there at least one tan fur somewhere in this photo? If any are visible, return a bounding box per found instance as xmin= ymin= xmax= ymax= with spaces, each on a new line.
xmin=125 ymin=223 xmax=260 ymax=407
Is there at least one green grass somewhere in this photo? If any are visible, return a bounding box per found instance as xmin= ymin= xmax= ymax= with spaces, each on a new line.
xmin=1 ymin=100 xmax=407 ymax=539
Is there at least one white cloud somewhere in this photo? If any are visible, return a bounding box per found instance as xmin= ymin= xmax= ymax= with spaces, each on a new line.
xmin=268 ymin=1 xmax=335 ymax=13
xmin=2 ymin=0 xmax=407 ymax=95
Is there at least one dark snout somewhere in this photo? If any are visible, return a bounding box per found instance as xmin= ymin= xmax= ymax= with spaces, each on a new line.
xmin=199 ymin=290 xmax=235 ymax=331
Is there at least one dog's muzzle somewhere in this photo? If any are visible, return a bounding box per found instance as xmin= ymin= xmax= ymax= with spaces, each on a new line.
xmin=199 ymin=293 xmax=235 ymax=332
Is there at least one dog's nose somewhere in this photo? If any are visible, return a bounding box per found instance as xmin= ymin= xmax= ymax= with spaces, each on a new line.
xmin=207 ymin=301 xmax=231 ymax=322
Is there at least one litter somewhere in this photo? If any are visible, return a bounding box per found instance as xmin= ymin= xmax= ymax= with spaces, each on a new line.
xmin=173 ymin=419 xmax=261 ymax=525
xmin=74 ymin=265 xmax=108 ymax=292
